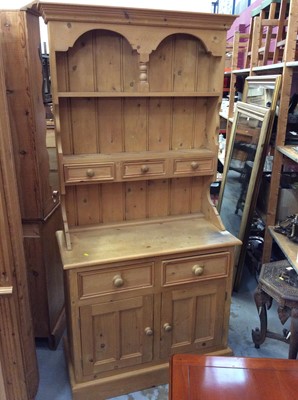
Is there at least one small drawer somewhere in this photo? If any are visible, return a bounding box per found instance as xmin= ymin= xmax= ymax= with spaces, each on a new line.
xmin=78 ymin=262 xmax=154 ymax=299
xmin=122 ymin=160 xmax=166 ymax=179
xmin=64 ymin=162 xmax=115 ymax=184
xmin=161 ymin=253 xmax=229 ymax=286
xmin=173 ymin=158 xmax=214 ymax=176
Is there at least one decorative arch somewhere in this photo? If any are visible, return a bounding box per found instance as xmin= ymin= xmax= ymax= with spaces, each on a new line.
xmin=48 ymin=21 xmax=224 ymax=60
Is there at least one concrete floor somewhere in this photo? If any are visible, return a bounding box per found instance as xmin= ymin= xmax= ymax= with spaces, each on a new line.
xmin=35 ymin=267 xmax=290 ymax=400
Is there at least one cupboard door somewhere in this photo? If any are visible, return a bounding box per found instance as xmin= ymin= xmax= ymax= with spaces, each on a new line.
xmin=160 ymin=280 xmax=226 ymax=358
xmin=80 ymin=295 xmax=154 ymax=376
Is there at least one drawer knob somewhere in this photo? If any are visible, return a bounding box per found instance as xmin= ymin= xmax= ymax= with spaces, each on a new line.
xmin=145 ymin=327 xmax=153 ymax=336
xmin=163 ymin=323 xmax=172 ymax=332
xmin=141 ymin=165 xmax=149 ymax=173
xmin=191 ymin=161 xmax=199 ymax=170
xmin=192 ymin=264 xmax=204 ymax=276
xmin=86 ymin=168 xmax=95 ymax=178
xmin=113 ymin=274 xmax=124 ymax=288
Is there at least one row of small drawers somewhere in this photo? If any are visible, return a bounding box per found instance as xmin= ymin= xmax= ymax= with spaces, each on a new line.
xmin=77 ymin=252 xmax=230 ymax=300
xmin=64 ymin=157 xmax=214 ymax=184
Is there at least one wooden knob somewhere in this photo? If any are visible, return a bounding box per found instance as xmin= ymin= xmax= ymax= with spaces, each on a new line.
xmin=86 ymin=168 xmax=95 ymax=177
xmin=191 ymin=161 xmax=199 ymax=170
xmin=192 ymin=264 xmax=204 ymax=276
xmin=163 ymin=323 xmax=172 ymax=332
xmin=141 ymin=165 xmax=149 ymax=173
xmin=113 ymin=274 xmax=124 ymax=288
xmin=144 ymin=327 xmax=153 ymax=336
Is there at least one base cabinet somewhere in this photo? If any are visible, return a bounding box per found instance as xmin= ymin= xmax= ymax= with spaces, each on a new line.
xmin=62 ymin=246 xmax=234 ymax=399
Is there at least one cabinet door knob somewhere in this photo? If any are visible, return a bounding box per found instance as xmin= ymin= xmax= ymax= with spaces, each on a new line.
xmin=190 ymin=161 xmax=199 ymax=170
xmin=163 ymin=323 xmax=172 ymax=332
xmin=52 ymin=190 xmax=59 ymax=203
xmin=144 ymin=327 xmax=153 ymax=336
xmin=192 ymin=264 xmax=204 ymax=276
xmin=113 ymin=274 xmax=124 ymax=288
xmin=86 ymin=168 xmax=95 ymax=177
xmin=141 ymin=165 xmax=149 ymax=173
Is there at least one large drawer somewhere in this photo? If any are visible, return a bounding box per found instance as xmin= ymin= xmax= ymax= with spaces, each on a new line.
xmin=161 ymin=252 xmax=230 ymax=286
xmin=78 ymin=262 xmax=154 ymax=299
xmin=64 ymin=162 xmax=115 ymax=184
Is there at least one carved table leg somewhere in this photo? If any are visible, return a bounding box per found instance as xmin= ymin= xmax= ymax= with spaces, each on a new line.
xmin=289 ymin=307 xmax=298 ymax=359
xmin=252 ymin=285 xmax=272 ymax=348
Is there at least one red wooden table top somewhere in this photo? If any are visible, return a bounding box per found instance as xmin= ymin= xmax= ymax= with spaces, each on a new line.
xmin=170 ymin=354 xmax=298 ymax=400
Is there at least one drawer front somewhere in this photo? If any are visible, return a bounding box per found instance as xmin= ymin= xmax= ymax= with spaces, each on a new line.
xmin=173 ymin=158 xmax=214 ymax=176
xmin=122 ymin=160 xmax=166 ymax=179
xmin=78 ymin=262 xmax=154 ymax=299
xmin=161 ymin=252 xmax=229 ymax=286
xmin=64 ymin=162 xmax=115 ymax=184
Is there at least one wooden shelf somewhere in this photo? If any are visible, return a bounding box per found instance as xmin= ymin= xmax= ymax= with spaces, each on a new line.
xmin=252 ymin=62 xmax=284 ymax=72
xmin=229 ymin=61 xmax=298 ymax=75
xmin=231 ymin=68 xmax=250 ymax=74
xmin=286 ymin=61 xmax=298 ymax=68
xmin=219 ymin=112 xmax=234 ymax=123
xmin=219 ymin=112 xmax=228 ymax=120
xmin=57 ymin=91 xmax=221 ymax=98
xmin=57 ymin=215 xmax=240 ymax=270
xmin=269 ymin=227 xmax=298 ymax=273
xmin=277 ymin=145 xmax=298 ymax=163
xmin=62 ymin=149 xmax=215 ymax=161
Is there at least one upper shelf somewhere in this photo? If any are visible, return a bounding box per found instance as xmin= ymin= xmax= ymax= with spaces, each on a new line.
xmin=228 ymin=61 xmax=298 ymax=76
xmin=269 ymin=227 xmax=298 ymax=273
xmin=56 ymin=91 xmax=222 ymax=98
xmin=277 ymin=145 xmax=298 ymax=163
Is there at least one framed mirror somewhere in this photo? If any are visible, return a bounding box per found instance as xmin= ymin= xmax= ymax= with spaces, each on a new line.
xmin=233 ymin=75 xmax=282 ymax=289
xmin=217 ymin=102 xmax=272 ymax=282
xmin=242 ymin=75 xmax=281 ymax=109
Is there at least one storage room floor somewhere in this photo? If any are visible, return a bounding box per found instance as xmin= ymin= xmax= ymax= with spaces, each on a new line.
xmin=35 ymin=266 xmax=290 ymax=400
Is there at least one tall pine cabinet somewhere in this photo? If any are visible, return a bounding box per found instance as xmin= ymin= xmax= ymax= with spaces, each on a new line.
xmin=39 ymin=3 xmax=239 ymax=399
xmin=0 ymin=9 xmax=64 ymax=348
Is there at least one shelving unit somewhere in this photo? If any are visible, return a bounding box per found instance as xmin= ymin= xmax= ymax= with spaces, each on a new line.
xmin=225 ymin=0 xmax=298 ymax=281
xmin=269 ymin=227 xmax=298 ymax=272
xmin=261 ymin=0 xmax=298 ymax=264
xmin=39 ymin=3 xmax=239 ymax=399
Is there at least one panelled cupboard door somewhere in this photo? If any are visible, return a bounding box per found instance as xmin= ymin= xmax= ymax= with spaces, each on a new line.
xmin=160 ymin=280 xmax=226 ymax=358
xmin=80 ymin=294 xmax=154 ymax=376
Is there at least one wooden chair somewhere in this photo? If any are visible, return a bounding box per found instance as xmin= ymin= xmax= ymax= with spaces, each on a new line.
xmin=259 ymin=0 xmax=290 ymax=65
xmin=245 ymin=0 xmax=290 ymax=68
xmin=244 ymin=5 xmax=261 ymax=68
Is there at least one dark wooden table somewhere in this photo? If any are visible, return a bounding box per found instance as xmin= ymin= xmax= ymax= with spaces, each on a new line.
xmin=170 ymin=354 xmax=298 ymax=399
xmin=252 ymin=259 xmax=298 ymax=359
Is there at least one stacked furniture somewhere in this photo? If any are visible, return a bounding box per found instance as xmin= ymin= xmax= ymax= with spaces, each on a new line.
xmin=0 ymin=9 xmax=65 ymax=348
xmin=245 ymin=0 xmax=290 ymax=68
xmin=224 ymin=0 xmax=298 ymax=287
xmin=39 ymin=3 xmax=239 ymax=399
xmin=225 ymin=0 xmax=298 ymax=352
